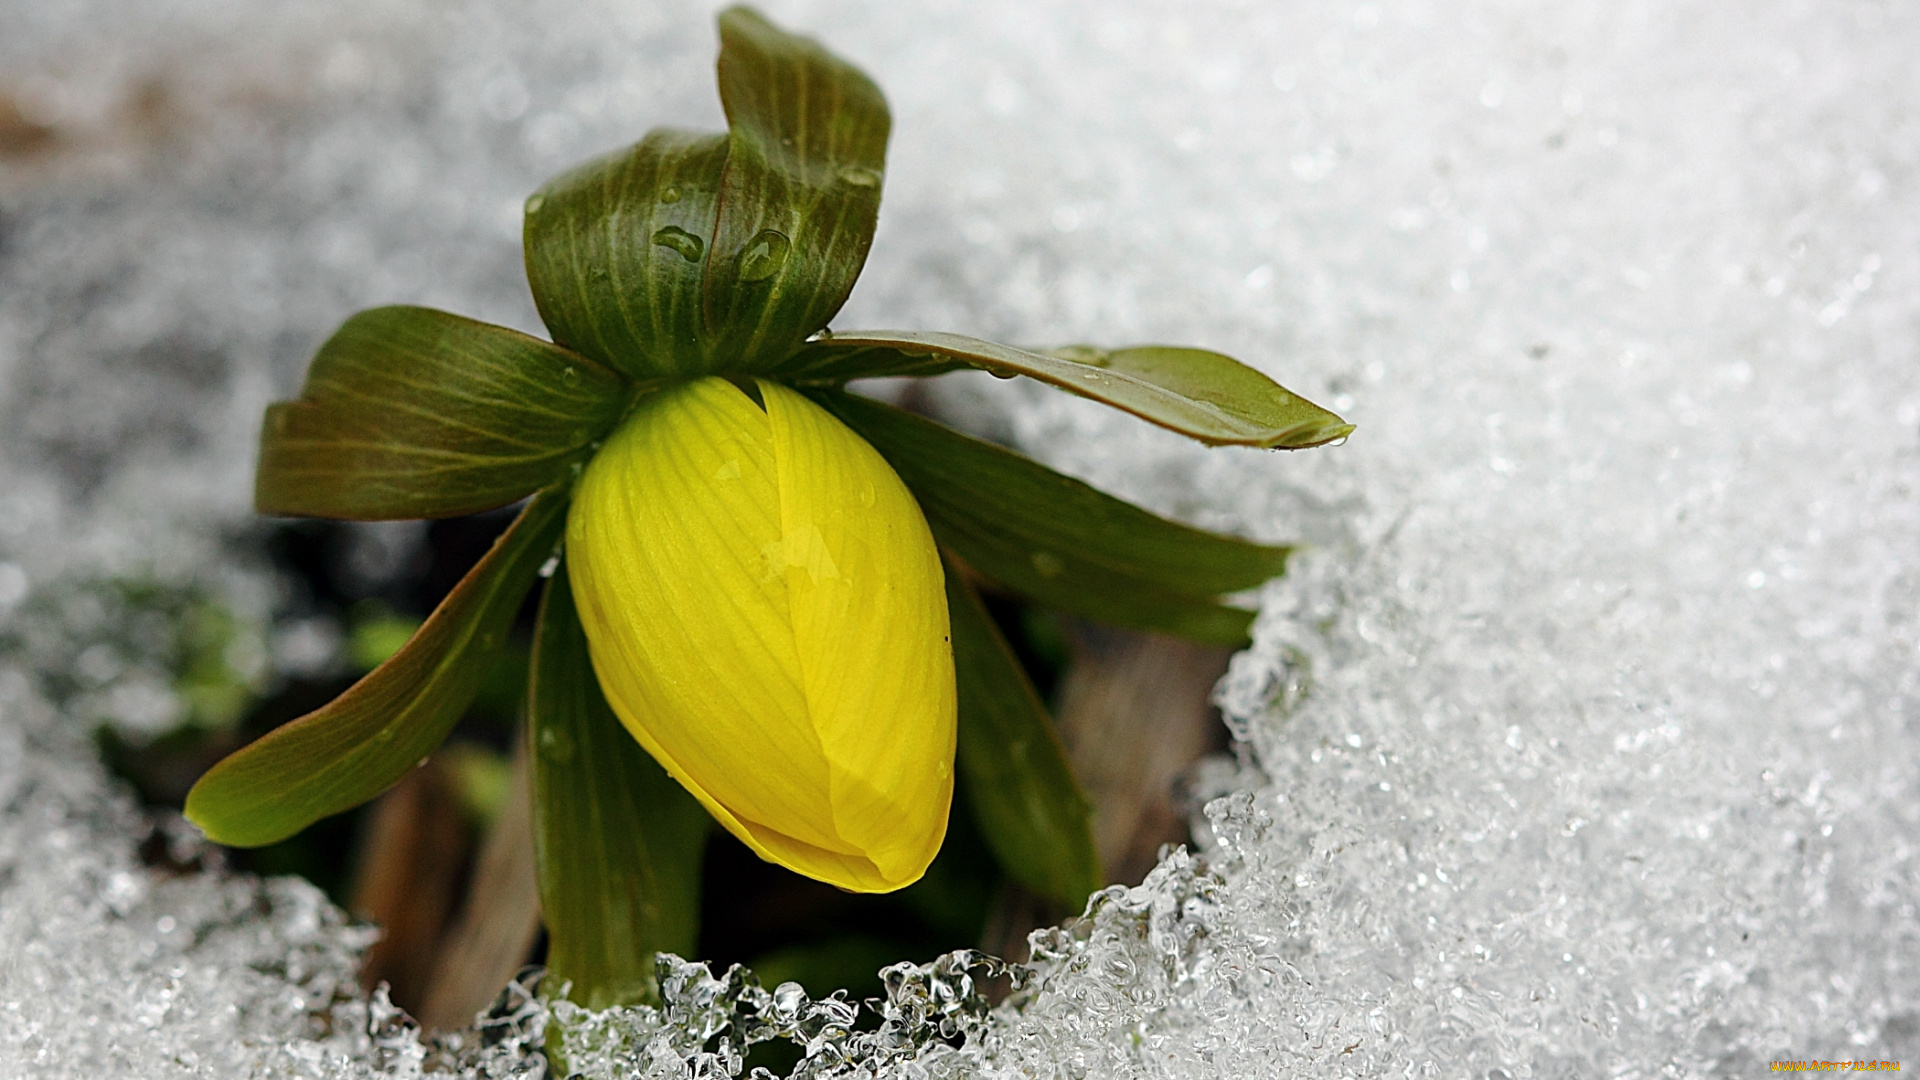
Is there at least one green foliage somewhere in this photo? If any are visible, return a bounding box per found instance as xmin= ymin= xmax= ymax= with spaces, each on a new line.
xmin=790 ymin=333 xmax=1353 ymax=449
xmin=816 ymin=389 xmax=1286 ymax=645
xmin=185 ymin=490 xmax=568 ymax=847
xmin=196 ymin=3 xmax=1352 ymax=1012
xmin=528 ymin=567 xmax=710 ymax=1008
xmin=345 ymin=603 xmax=421 ymax=672
xmin=945 ymin=563 xmax=1101 ymax=909
xmin=256 ymin=306 xmax=627 ymax=520
xmin=523 ymin=8 xmax=888 ymax=378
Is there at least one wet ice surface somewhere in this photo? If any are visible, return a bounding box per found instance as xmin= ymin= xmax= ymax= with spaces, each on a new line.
xmin=3 ymin=0 xmax=1918 ymax=1075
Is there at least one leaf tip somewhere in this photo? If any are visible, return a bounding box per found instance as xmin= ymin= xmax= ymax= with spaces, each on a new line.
xmin=181 ymin=779 xmax=242 ymax=848
xmin=1268 ymin=419 xmax=1355 ymax=450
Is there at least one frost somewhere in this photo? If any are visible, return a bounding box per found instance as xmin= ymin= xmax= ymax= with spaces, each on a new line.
xmin=4 ymin=0 xmax=1919 ymax=1075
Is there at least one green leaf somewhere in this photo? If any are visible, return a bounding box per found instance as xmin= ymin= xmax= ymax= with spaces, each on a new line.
xmin=946 ymin=559 xmax=1100 ymax=909
xmin=812 ymin=389 xmax=1285 ymax=644
xmin=776 ymin=337 xmax=971 ymax=383
xmin=529 ymin=563 xmax=709 ymax=1009
xmin=184 ymin=490 xmax=570 ymax=847
xmin=522 ymin=8 xmax=889 ymax=379
xmin=706 ymin=6 xmax=891 ymax=368
xmin=256 ymin=306 xmax=628 ymax=520
xmin=523 ymin=129 xmax=733 ymax=379
xmin=789 ymin=332 xmax=1353 ymax=448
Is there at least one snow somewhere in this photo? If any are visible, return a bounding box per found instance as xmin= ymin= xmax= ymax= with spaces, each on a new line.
xmin=3 ymin=0 xmax=1916 ymax=1074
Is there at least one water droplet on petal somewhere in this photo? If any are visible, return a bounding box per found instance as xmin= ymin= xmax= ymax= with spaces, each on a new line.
xmin=857 ymin=483 xmax=876 ymax=507
xmin=838 ymin=165 xmax=882 ymax=187
xmin=652 ymin=226 xmax=704 ymax=262
xmin=737 ymin=229 xmax=791 ymax=282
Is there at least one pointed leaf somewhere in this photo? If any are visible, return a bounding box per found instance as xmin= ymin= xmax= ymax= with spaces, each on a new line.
xmin=946 ymin=560 xmax=1100 ymax=908
xmin=523 ymin=129 xmax=733 ymax=379
xmin=257 ymin=307 xmax=628 ymax=520
xmin=185 ymin=490 xmax=570 ymax=847
xmin=706 ymin=6 xmax=891 ymax=367
xmin=790 ymin=332 xmax=1352 ymax=448
xmin=812 ymin=389 xmax=1285 ymax=644
xmin=529 ymin=563 xmax=709 ymax=1009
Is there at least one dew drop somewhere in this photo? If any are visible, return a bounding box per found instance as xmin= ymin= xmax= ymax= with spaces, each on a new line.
xmin=560 ymin=366 xmax=582 ymax=388
xmin=524 ymin=194 xmax=545 ymax=215
xmin=988 ymin=368 xmax=1018 ymax=380
xmin=737 ymin=229 xmax=791 ymax=282
xmin=857 ymin=482 xmax=876 ymax=508
xmin=538 ymin=724 xmax=575 ymax=763
xmin=652 ymin=226 xmax=705 ymax=262
xmin=1031 ymin=551 xmax=1065 ymax=578
xmin=838 ymin=165 xmax=882 ymax=188
xmin=660 ymin=186 xmax=681 ymax=204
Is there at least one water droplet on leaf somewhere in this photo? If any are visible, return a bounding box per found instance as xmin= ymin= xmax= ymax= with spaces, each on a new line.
xmin=737 ymin=229 xmax=791 ymax=282
xmin=660 ymin=186 xmax=681 ymax=204
xmin=838 ymin=165 xmax=882 ymax=187
xmin=524 ymin=195 xmax=544 ymax=215
xmin=1031 ymin=551 xmax=1065 ymax=578
xmin=538 ymin=724 xmax=575 ymax=763
xmin=988 ymin=368 xmax=1017 ymax=380
xmin=560 ymin=366 xmax=581 ymax=387
xmin=652 ymin=226 xmax=705 ymax=262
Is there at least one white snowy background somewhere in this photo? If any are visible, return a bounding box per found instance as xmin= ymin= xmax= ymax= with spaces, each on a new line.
xmin=1 ymin=0 xmax=1916 ymax=1075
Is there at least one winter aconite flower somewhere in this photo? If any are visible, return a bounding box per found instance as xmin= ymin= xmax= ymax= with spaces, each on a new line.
xmin=186 ymin=7 xmax=1350 ymax=1007
xmin=567 ymin=377 xmax=955 ymax=892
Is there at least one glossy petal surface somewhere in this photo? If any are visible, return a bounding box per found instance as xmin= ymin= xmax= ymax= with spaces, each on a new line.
xmin=566 ymin=377 xmax=953 ymax=892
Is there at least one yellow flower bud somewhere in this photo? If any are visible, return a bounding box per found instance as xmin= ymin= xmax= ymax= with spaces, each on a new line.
xmin=566 ymin=376 xmax=956 ymax=892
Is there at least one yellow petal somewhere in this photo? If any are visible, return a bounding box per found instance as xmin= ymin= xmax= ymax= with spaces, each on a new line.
xmin=566 ymin=376 xmax=955 ymax=892
xmin=761 ymin=379 xmax=957 ymax=886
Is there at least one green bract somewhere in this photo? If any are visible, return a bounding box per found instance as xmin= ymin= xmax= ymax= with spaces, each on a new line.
xmin=185 ymin=5 xmax=1350 ymax=1008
